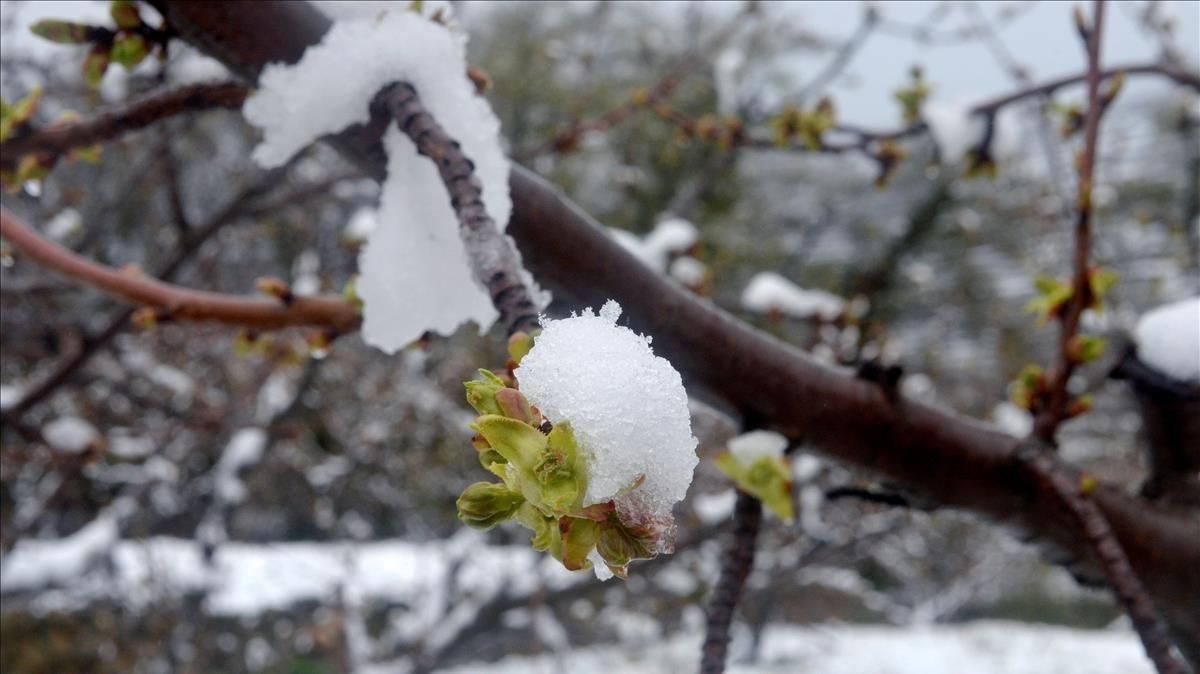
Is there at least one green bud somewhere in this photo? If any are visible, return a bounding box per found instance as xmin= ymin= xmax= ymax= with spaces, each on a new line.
xmin=558 ymin=517 xmax=600 ymax=571
xmin=472 ymin=415 xmax=548 ymax=505
xmin=83 ymin=44 xmax=110 ymax=88
xmin=507 ymin=331 xmax=534 ymax=365
xmin=596 ymin=522 xmax=652 ymax=579
xmin=110 ymin=0 xmax=141 ymax=30
xmin=535 ymin=422 xmax=586 ymax=515
xmin=464 ymin=375 xmax=505 ymax=416
xmin=456 ymin=481 xmax=524 ymax=530
xmin=110 ymin=32 xmax=149 ymax=68
xmin=0 ymin=88 xmax=42 ymax=142
xmin=715 ymin=453 xmax=795 ymax=522
xmin=495 ymin=387 xmax=535 ymax=425
xmin=30 ymin=20 xmax=96 ymax=44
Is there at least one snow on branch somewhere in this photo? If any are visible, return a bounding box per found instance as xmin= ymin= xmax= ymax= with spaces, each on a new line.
xmin=241 ymin=9 xmax=544 ymax=351
xmin=1133 ymin=297 xmax=1200 ymax=385
xmin=741 ymin=272 xmax=846 ymax=322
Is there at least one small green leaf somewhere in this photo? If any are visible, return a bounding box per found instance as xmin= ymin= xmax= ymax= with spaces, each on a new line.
xmin=110 ymin=32 xmax=149 ymax=68
xmin=1069 ymin=335 xmax=1106 ymax=364
xmin=507 ymin=331 xmax=534 ymax=365
xmin=83 ymin=44 xmax=110 ymax=88
xmin=456 ymin=482 xmax=525 ymax=530
xmin=535 ymin=422 xmax=586 ymax=515
xmin=559 ymin=517 xmax=600 ymax=571
xmin=30 ymin=19 xmax=95 ymax=44
xmin=0 ymin=88 xmax=42 ymax=142
xmin=715 ymin=453 xmax=795 ymax=522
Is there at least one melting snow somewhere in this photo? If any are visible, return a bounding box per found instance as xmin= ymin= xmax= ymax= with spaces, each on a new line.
xmin=515 ymin=301 xmax=698 ymax=521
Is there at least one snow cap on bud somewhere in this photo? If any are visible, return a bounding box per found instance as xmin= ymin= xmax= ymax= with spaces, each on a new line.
xmin=515 ymin=300 xmax=698 ymax=524
xmin=716 ymin=430 xmax=794 ymax=522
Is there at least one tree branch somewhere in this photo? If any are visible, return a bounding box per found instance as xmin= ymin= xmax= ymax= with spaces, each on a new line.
xmin=1016 ymin=438 xmax=1189 ymax=674
xmin=0 ymin=206 xmax=361 ymax=332
xmin=701 ymin=491 xmax=762 ymax=674
xmin=0 ymin=169 xmax=290 ymax=427
xmin=1034 ymin=1 xmax=1110 ymax=442
xmin=372 ymin=82 xmax=541 ymax=336
xmin=0 ymin=81 xmax=248 ymax=166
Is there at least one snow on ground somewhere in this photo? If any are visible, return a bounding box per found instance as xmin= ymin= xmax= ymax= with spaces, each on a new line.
xmin=442 ymin=621 xmax=1152 ymax=674
xmin=1 ymin=531 xmax=580 ymax=618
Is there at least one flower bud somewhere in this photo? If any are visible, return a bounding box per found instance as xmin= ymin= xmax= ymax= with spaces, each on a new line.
xmin=456 ymin=482 xmax=524 ymax=530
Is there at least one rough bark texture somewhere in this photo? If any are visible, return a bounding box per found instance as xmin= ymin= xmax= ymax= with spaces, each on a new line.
xmin=151 ymin=1 xmax=1200 ymax=666
xmin=372 ymin=83 xmax=541 ymax=337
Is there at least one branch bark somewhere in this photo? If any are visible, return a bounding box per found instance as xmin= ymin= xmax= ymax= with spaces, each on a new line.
xmin=701 ymin=491 xmax=762 ymax=674
xmin=372 ymin=83 xmax=541 ymax=336
xmin=0 ymin=81 xmax=248 ymax=166
xmin=0 ymin=206 xmax=361 ymax=332
xmin=145 ymin=2 xmax=1200 ymax=666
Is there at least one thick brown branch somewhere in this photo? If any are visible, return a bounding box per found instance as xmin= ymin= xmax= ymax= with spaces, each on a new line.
xmin=0 ymin=81 xmax=249 ymax=166
xmin=373 ymin=82 xmax=540 ymax=336
xmin=0 ymin=206 xmax=360 ymax=332
xmin=701 ymin=492 xmax=762 ymax=674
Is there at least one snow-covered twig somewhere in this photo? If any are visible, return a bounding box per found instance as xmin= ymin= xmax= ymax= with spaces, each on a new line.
xmin=372 ymin=82 xmax=541 ymax=336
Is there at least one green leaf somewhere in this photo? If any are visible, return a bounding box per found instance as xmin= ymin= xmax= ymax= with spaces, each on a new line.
xmin=558 ymin=517 xmax=600 ymax=571
xmin=0 ymin=88 xmax=41 ymax=142
xmin=1070 ymin=335 xmax=1106 ymax=364
xmin=1088 ymin=267 xmax=1119 ymax=310
xmin=507 ymin=331 xmax=534 ymax=365
xmin=456 ymin=482 xmax=524 ymax=530
xmin=110 ymin=0 xmax=141 ymax=30
xmin=110 ymin=32 xmax=149 ymax=68
xmin=535 ymin=422 xmax=587 ymax=516
xmin=472 ymin=415 xmax=548 ymax=505
xmin=83 ymin=44 xmax=110 ymax=88
xmin=715 ymin=453 xmax=795 ymax=522
xmin=30 ymin=19 xmax=95 ymax=44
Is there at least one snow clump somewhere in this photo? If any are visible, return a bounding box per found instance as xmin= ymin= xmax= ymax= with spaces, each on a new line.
xmin=515 ymin=301 xmax=698 ymax=523
xmin=728 ymin=430 xmax=788 ymax=467
xmin=243 ymin=9 xmax=542 ymax=353
xmin=1134 ymin=296 xmax=1200 ymax=384
xmin=742 ymin=272 xmax=845 ymax=321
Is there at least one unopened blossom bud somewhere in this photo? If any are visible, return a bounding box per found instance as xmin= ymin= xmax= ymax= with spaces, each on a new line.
xmin=456 ymin=481 xmax=524 ymax=530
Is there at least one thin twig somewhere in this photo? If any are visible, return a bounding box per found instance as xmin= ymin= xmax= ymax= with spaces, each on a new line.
xmin=700 ymin=491 xmax=763 ymax=674
xmin=0 ymin=81 xmax=248 ymax=166
xmin=1034 ymin=1 xmax=1107 ymax=442
xmin=1015 ymin=438 xmax=1188 ymax=674
xmin=0 ymin=206 xmax=361 ymax=332
xmin=374 ymin=82 xmax=541 ymax=336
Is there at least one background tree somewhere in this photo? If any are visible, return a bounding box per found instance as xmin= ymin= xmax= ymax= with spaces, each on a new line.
xmin=1 ymin=1 xmax=1197 ymax=673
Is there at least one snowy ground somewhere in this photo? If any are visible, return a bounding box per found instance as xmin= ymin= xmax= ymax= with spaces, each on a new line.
xmin=2 ymin=535 xmax=1151 ymax=674
xmin=443 ymin=621 xmax=1151 ymax=674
